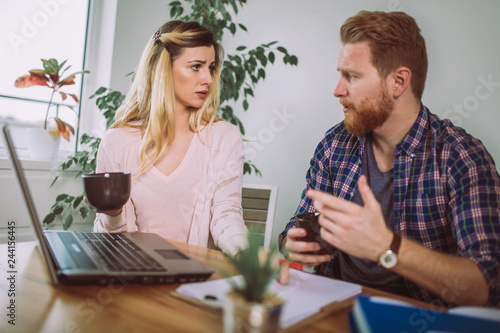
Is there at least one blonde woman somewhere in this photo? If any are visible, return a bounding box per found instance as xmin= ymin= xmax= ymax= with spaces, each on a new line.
xmin=92 ymin=21 xmax=248 ymax=256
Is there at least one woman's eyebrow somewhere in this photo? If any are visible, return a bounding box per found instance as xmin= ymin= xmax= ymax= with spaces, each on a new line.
xmin=187 ymin=60 xmax=216 ymax=65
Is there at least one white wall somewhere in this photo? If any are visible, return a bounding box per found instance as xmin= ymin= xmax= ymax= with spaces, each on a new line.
xmin=107 ymin=0 xmax=500 ymax=248
xmin=0 ymin=154 xmax=94 ymax=243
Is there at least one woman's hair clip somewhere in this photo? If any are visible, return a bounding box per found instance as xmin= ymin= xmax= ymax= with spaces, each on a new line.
xmin=153 ymin=29 xmax=161 ymax=45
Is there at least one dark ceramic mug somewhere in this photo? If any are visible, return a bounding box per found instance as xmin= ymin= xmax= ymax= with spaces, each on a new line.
xmin=82 ymin=172 xmax=131 ymax=211
xmin=295 ymin=212 xmax=335 ymax=255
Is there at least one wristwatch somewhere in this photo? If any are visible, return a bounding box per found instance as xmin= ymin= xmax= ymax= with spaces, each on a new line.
xmin=378 ymin=233 xmax=402 ymax=269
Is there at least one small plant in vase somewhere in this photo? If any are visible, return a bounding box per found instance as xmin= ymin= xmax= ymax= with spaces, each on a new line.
xmin=14 ymin=58 xmax=88 ymax=159
xmin=223 ymin=232 xmax=284 ymax=332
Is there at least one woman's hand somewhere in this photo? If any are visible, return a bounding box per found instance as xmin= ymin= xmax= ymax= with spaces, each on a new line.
xmin=84 ymin=197 xmax=123 ymax=216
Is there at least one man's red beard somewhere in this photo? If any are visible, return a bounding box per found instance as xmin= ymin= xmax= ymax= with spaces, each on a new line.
xmin=340 ymin=83 xmax=394 ymax=137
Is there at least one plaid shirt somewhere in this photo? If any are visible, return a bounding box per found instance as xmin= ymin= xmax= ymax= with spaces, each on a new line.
xmin=279 ymin=105 xmax=500 ymax=306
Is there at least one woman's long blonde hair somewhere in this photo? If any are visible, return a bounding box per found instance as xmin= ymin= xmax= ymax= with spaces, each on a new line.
xmin=111 ymin=21 xmax=223 ymax=177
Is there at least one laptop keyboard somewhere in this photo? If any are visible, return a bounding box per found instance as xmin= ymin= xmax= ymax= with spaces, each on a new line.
xmin=79 ymin=232 xmax=166 ymax=272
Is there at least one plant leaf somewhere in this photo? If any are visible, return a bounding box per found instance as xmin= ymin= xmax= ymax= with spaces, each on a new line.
xmin=59 ymin=75 xmax=75 ymax=86
xmin=42 ymin=58 xmax=60 ymax=74
xmin=56 ymin=194 xmax=69 ymax=201
xmin=64 ymin=215 xmax=73 ymax=230
xmin=90 ymin=86 xmax=107 ymax=98
xmin=268 ymin=51 xmax=275 ymax=64
xmin=277 ymin=46 xmax=287 ymax=54
xmin=73 ymin=195 xmax=83 ymax=208
xmin=54 ymin=118 xmax=75 ymax=142
xmin=68 ymin=93 xmax=79 ymax=103
xmin=14 ymin=74 xmax=49 ymax=88
xmin=52 ymin=205 xmax=64 ymax=215
xmin=80 ymin=206 xmax=89 ymax=219
xmin=42 ymin=213 xmax=56 ymax=225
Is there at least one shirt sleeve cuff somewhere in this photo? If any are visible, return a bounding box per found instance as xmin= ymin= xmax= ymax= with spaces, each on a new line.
xmin=94 ymin=213 xmax=126 ymax=232
xmin=218 ymin=233 xmax=248 ymax=257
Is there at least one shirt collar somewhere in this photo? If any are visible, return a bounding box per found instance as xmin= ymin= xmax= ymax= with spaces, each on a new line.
xmin=394 ymin=103 xmax=429 ymax=157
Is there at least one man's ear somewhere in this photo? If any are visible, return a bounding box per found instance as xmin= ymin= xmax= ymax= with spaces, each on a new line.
xmin=390 ymin=67 xmax=411 ymax=98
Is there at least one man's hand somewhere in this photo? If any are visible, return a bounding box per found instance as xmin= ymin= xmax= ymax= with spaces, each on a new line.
xmin=306 ymin=175 xmax=393 ymax=262
xmin=283 ymin=228 xmax=332 ymax=267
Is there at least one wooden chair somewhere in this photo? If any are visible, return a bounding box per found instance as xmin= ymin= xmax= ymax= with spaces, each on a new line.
xmin=242 ymin=183 xmax=278 ymax=248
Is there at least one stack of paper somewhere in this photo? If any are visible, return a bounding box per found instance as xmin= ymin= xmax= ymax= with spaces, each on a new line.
xmin=175 ymin=269 xmax=362 ymax=328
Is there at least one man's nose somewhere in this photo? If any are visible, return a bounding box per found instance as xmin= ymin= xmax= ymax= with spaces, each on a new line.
xmin=333 ymin=78 xmax=346 ymax=98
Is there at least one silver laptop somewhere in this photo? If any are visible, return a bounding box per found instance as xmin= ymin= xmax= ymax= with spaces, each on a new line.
xmin=2 ymin=124 xmax=213 ymax=286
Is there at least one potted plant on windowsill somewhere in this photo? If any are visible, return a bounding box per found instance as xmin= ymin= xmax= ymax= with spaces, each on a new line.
xmin=223 ymin=232 xmax=284 ymax=332
xmin=14 ymin=58 xmax=89 ymax=160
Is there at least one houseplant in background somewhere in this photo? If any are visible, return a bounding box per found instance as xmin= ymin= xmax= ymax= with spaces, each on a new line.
xmin=168 ymin=0 xmax=298 ymax=175
xmin=43 ymin=87 xmax=125 ymax=230
xmin=223 ymin=232 xmax=284 ymax=332
xmin=43 ymin=0 xmax=299 ymax=229
xmin=14 ymin=58 xmax=89 ymax=160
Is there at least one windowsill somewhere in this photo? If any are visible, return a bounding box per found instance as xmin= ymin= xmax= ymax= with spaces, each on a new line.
xmin=0 ymin=147 xmax=74 ymax=171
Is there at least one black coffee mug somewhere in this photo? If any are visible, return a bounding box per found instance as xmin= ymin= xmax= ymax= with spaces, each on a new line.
xmin=295 ymin=212 xmax=335 ymax=255
xmin=82 ymin=172 xmax=131 ymax=211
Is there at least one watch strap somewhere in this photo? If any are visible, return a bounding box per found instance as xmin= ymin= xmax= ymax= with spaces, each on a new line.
xmin=390 ymin=233 xmax=402 ymax=254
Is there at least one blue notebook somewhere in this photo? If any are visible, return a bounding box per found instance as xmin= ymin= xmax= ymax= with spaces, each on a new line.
xmin=351 ymin=295 xmax=500 ymax=333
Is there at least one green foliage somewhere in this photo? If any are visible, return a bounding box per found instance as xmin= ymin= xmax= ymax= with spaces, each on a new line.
xmin=14 ymin=58 xmax=89 ymax=140
xmin=45 ymin=0 xmax=298 ymax=228
xmin=43 ymin=87 xmax=124 ymax=230
xmin=225 ymin=232 xmax=281 ymax=302
xmin=90 ymin=87 xmax=126 ymax=129
xmin=168 ymin=0 xmax=298 ymax=176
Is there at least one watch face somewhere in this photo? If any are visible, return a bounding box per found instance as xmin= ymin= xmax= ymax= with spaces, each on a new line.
xmin=380 ymin=251 xmax=398 ymax=269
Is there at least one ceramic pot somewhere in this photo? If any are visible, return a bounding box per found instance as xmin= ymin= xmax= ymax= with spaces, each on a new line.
xmin=25 ymin=127 xmax=61 ymax=160
xmin=223 ymin=291 xmax=284 ymax=333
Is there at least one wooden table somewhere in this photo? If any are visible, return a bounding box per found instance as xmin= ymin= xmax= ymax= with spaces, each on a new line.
xmin=0 ymin=240 xmax=433 ymax=333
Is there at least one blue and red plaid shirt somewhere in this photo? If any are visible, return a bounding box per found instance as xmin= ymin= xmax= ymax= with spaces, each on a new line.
xmin=279 ymin=105 xmax=500 ymax=306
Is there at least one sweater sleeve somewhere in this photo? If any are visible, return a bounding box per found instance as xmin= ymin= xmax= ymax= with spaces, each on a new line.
xmin=209 ymin=124 xmax=248 ymax=256
xmin=92 ymin=129 xmax=137 ymax=233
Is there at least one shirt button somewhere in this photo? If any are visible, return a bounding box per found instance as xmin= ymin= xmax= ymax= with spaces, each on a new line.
xmin=411 ymin=153 xmax=415 ymax=158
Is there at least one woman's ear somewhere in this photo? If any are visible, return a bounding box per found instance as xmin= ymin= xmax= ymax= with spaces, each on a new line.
xmin=391 ymin=67 xmax=412 ymax=98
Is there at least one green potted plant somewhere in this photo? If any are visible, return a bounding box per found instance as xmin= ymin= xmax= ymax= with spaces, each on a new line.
xmin=223 ymin=232 xmax=284 ymax=332
xmin=168 ymin=0 xmax=298 ymax=175
xmin=44 ymin=0 xmax=298 ymax=229
xmin=43 ymin=87 xmax=125 ymax=230
xmin=14 ymin=58 xmax=88 ymax=160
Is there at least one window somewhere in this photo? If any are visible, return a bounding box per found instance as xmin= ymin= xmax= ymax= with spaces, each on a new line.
xmin=0 ymin=0 xmax=90 ymax=154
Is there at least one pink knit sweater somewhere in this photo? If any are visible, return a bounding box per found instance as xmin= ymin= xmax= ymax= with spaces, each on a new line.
xmin=92 ymin=121 xmax=248 ymax=256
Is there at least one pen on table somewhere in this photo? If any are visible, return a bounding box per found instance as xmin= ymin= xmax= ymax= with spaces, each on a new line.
xmin=279 ymin=258 xmax=304 ymax=271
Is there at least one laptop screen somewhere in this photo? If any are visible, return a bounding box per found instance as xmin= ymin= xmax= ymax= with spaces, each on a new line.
xmin=2 ymin=124 xmax=60 ymax=286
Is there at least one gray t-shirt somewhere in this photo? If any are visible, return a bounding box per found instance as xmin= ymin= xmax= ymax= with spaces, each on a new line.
xmin=332 ymin=135 xmax=410 ymax=297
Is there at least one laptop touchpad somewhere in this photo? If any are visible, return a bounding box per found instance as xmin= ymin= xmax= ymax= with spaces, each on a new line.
xmin=155 ymin=249 xmax=190 ymax=260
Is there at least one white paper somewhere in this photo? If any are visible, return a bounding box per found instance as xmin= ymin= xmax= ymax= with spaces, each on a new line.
xmin=176 ymin=269 xmax=362 ymax=328
xmin=448 ymin=306 xmax=500 ymax=323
